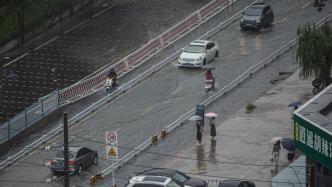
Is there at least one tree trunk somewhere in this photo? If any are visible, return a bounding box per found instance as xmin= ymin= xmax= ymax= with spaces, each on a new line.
xmin=16 ymin=3 xmax=24 ymax=45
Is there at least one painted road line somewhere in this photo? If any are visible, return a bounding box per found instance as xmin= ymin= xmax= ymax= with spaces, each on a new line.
xmin=3 ymin=53 xmax=29 ymax=67
xmin=301 ymin=2 xmax=311 ymax=9
xmin=34 ymin=36 xmax=59 ymax=51
xmin=64 ymin=20 xmax=87 ymax=34
xmin=92 ymin=5 xmax=113 ymax=18
xmin=276 ymin=17 xmax=287 ymax=24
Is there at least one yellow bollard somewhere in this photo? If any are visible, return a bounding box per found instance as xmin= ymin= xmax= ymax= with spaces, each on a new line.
xmin=160 ymin=129 xmax=167 ymax=139
xmin=152 ymin=133 xmax=158 ymax=144
xmin=90 ymin=174 xmax=103 ymax=185
xmin=90 ymin=175 xmax=97 ymax=185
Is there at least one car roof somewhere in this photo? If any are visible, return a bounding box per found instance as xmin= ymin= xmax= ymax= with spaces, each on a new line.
xmin=130 ymin=175 xmax=171 ymax=185
xmin=189 ymin=40 xmax=212 ymax=46
xmin=141 ymin=168 xmax=180 ymax=177
xmin=68 ymin=146 xmax=83 ymax=152
xmin=251 ymin=2 xmax=269 ymax=8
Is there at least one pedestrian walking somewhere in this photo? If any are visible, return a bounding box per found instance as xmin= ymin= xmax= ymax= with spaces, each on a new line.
xmin=209 ymin=117 xmax=216 ymax=139
xmin=287 ymin=150 xmax=295 ymax=164
xmin=271 ymin=140 xmax=281 ymax=167
xmin=196 ymin=120 xmax=203 ymax=145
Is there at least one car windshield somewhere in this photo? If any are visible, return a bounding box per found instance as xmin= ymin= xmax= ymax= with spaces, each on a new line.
xmin=172 ymin=173 xmax=189 ymax=183
xmin=166 ymin=180 xmax=181 ymax=187
xmin=244 ymin=7 xmax=262 ymax=16
xmin=55 ymin=151 xmax=75 ymax=159
xmin=184 ymin=45 xmax=205 ymax=53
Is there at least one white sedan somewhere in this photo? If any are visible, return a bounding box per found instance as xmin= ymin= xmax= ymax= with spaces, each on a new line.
xmin=177 ymin=40 xmax=219 ymax=68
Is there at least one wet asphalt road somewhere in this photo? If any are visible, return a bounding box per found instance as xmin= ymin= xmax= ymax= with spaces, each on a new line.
xmin=0 ymin=0 xmax=211 ymax=123
xmin=1 ymin=0 xmax=332 ymax=186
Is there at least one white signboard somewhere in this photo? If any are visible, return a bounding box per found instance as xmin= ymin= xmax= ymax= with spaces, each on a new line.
xmin=106 ymin=132 xmax=118 ymax=160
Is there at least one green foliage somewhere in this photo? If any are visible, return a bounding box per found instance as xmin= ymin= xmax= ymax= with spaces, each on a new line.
xmin=0 ymin=0 xmax=74 ymax=44
xmin=245 ymin=103 xmax=256 ymax=114
xmin=296 ymin=23 xmax=332 ymax=86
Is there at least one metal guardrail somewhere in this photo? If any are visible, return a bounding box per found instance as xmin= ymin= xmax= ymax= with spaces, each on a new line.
xmin=0 ymin=90 xmax=59 ymax=143
xmin=0 ymin=0 xmax=241 ymax=170
xmin=100 ymin=13 xmax=332 ymax=177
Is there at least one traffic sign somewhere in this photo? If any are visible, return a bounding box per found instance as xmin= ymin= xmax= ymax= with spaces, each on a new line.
xmin=106 ymin=132 xmax=118 ymax=145
xmin=106 ymin=145 xmax=118 ymax=160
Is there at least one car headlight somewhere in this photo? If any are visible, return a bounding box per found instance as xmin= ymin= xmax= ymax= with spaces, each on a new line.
xmin=256 ymin=19 xmax=261 ymax=23
xmin=196 ymin=56 xmax=202 ymax=61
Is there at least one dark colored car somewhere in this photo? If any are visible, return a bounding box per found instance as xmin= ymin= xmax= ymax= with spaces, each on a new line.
xmin=218 ymin=180 xmax=255 ymax=187
xmin=240 ymin=2 xmax=274 ymax=30
xmin=50 ymin=146 xmax=98 ymax=175
xmin=135 ymin=168 xmax=208 ymax=187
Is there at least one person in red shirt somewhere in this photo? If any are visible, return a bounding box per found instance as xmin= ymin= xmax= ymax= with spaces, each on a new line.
xmin=204 ymin=70 xmax=215 ymax=90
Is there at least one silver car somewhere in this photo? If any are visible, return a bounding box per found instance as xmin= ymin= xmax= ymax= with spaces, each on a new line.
xmin=50 ymin=146 xmax=98 ymax=175
xmin=177 ymin=40 xmax=219 ymax=68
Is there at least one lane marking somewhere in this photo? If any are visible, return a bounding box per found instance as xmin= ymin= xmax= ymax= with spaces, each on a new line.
xmin=64 ymin=20 xmax=87 ymax=34
xmin=34 ymin=36 xmax=59 ymax=51
xmin=276 ymin=17 xmax=287 ymax=24
xmin=92 ymin=5 xmax=113 ymax=18
xmin=3 ymin=53 xmax=29 ymax=67
xmin=171 ymin=81 xmax=183 ymax=95
xmin=301 ymin=2 xmax=311 ymax=9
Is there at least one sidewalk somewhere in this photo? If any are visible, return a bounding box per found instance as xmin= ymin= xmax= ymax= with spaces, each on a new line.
xmin=159 ymin=70 xmax=313 ymax=187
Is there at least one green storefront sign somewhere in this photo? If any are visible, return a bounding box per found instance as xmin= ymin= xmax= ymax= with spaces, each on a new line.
xmin=294 ymin=114 xmax=332 ymax=170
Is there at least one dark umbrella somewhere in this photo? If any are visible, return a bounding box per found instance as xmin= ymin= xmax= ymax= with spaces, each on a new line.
xmin=288 ymin=101 xmax=301 ymax=108
xmin=281 ymin=138 xmax=295 ymax=151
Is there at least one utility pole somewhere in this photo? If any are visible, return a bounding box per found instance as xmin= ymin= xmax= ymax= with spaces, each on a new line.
xmin=63 ymin=112 xmax=69 ymax=187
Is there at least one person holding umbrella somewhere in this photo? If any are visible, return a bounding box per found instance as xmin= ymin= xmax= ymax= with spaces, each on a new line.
xmin=189 ymin=115 xmax=204 ymax=145
xmin=281 ymin=137 xmax=296 ymax=164
xmin=205 ymin=112 xmax=218 ymax=139
xmin=196 ymin=120 xmax=203 ymax=145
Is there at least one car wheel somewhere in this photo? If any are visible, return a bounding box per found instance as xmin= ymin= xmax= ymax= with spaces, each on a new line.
xmin=312 ymin=79 xmax=321 ymax=87
xmin=76 ymin=165 xmax=83 ymax=175
xmin=203 ymin=59 xmax=206 ymax=66
xmin=93 ymin=156 xmax=98 ymax=165
xmin=215 ymin=51 xmax=219 ymax=58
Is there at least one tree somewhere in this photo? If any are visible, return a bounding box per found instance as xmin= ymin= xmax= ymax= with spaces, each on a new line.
xmin=15 ymin=0 xmax=25 ymax=44
xmin=296 ymin=23 xmax=332 ymax=91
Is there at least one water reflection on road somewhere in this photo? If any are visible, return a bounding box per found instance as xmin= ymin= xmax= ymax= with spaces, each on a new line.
xmin=196 ymin=144 xmax=206 ymax=173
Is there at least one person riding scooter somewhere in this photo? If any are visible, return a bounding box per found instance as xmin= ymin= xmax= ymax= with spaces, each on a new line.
xmin=204 ymin=70 xmax=215 ymax=92
xmin=105 ymin=68 xmax=118 ymax=93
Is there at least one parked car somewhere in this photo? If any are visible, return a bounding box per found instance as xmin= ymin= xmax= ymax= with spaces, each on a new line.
xmin=240 ymin=2 xmax=274 ymax=30
xmin=127 ymin=168 xmax=208 ymax=187
xmin=218 ymin=179 xmax=255 ymax=187
xmin=50 ymin=146 xmax=98 ymax=175
xmin=126 ymin=175 xmax=182 ymax=187
xmin=177 ymin=40 xmax=219 ymax=68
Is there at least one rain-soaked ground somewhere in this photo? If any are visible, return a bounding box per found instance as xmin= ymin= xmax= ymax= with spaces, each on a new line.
xmin=0 ymin=0 xmax=332 ymax=186
xmin=0 ymin=0 xmax=211 ymax=123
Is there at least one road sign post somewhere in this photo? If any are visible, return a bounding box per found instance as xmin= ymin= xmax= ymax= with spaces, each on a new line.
xmin=106 ymin=131 xmax=119 ymax=187
xmin=196 ymin=104 xmax=205 ymax=126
